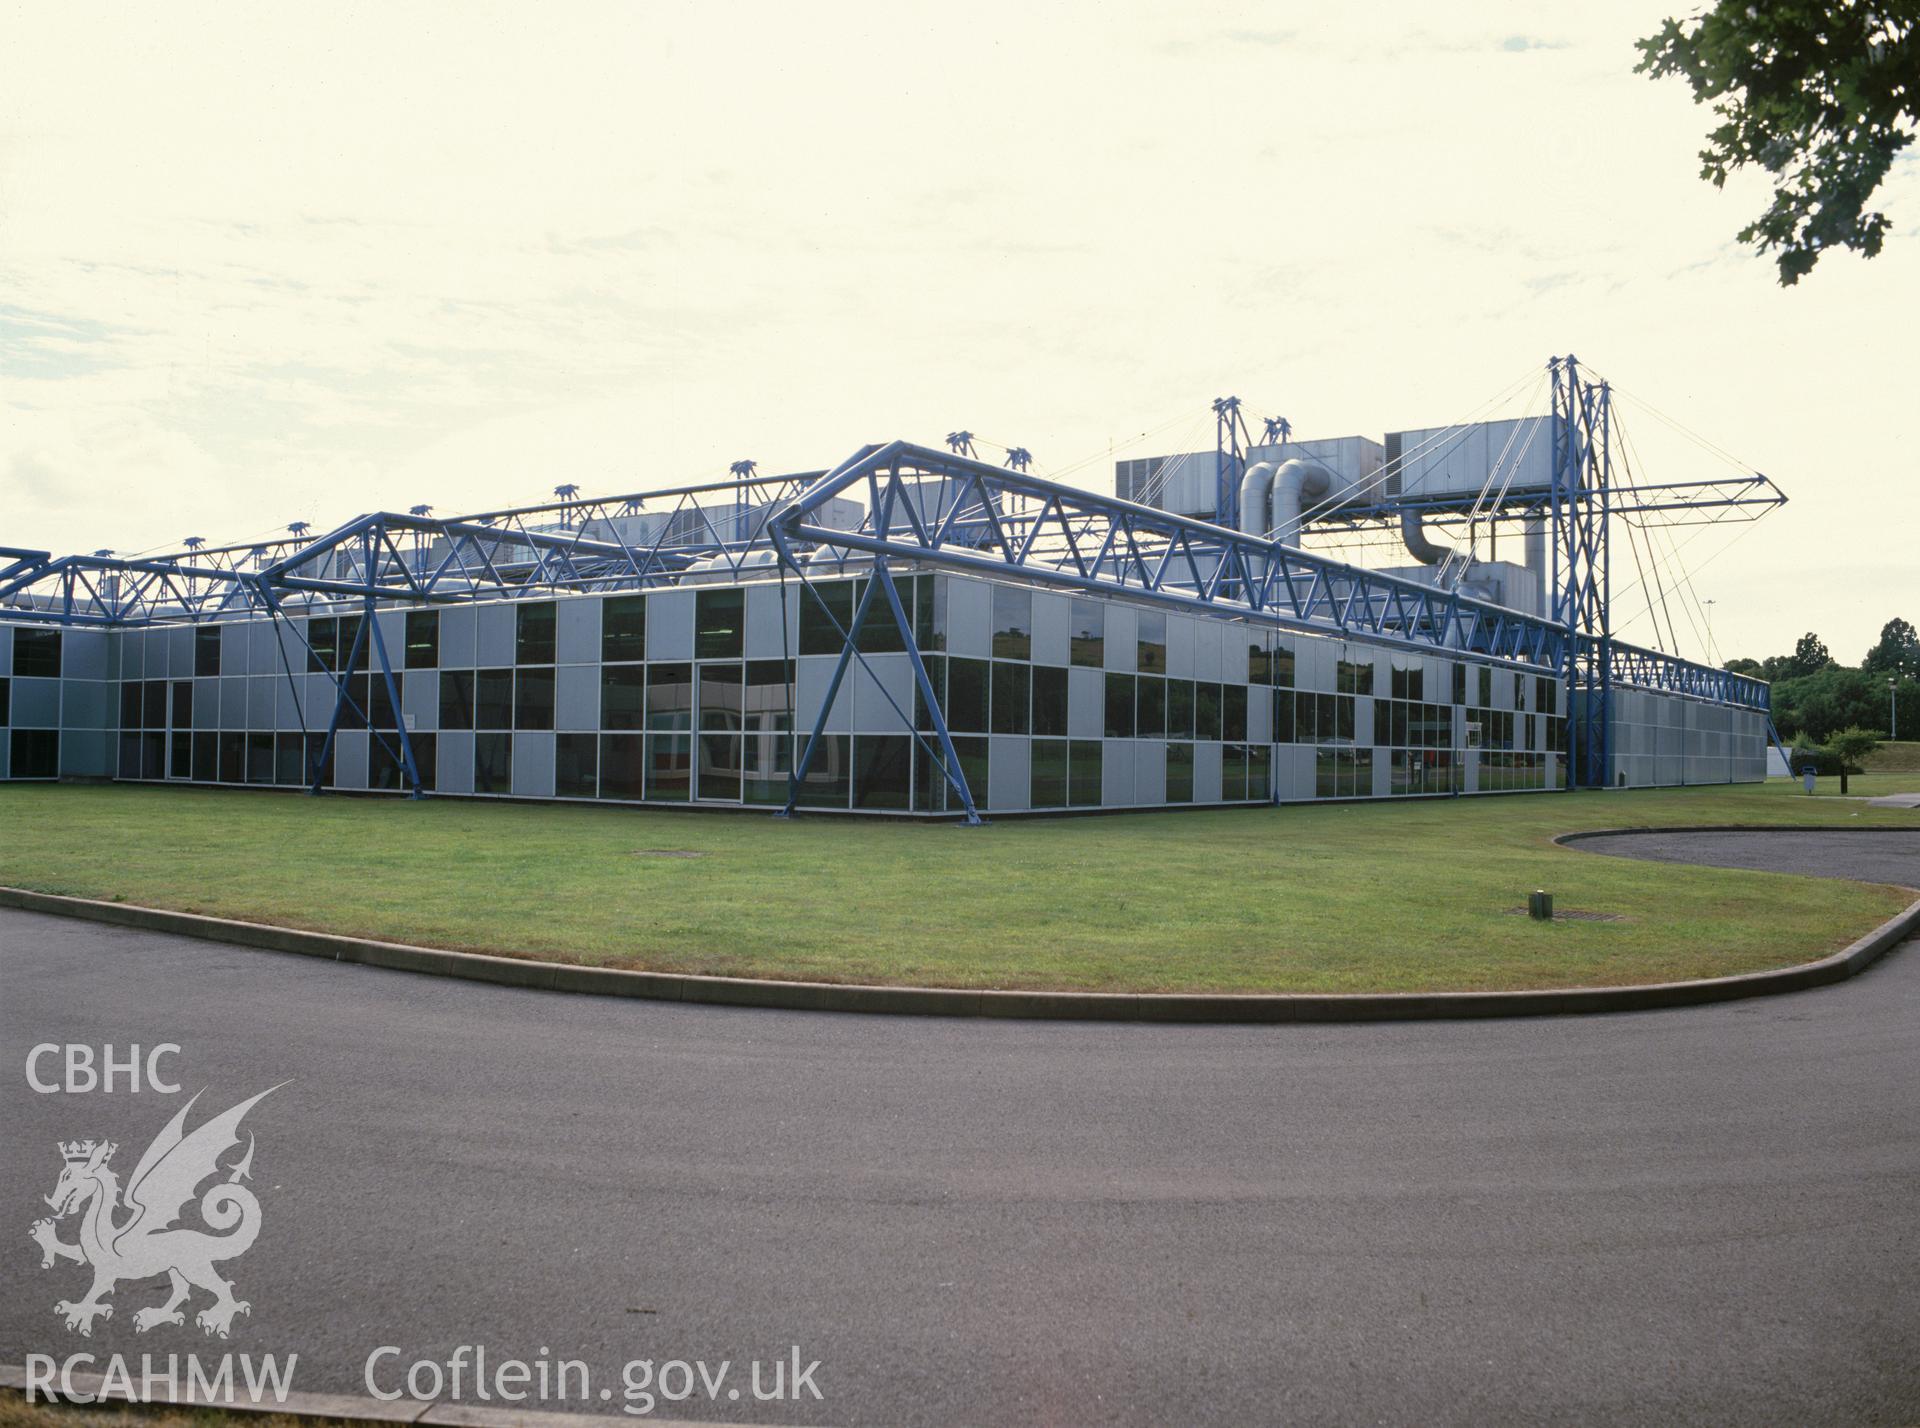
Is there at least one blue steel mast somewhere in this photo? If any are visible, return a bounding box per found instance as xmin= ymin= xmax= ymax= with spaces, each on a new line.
xmin=1213 ymin=396 xmax=1250 ymax=530
xmin=1551 ymin=354 xmax=1615 ymax=788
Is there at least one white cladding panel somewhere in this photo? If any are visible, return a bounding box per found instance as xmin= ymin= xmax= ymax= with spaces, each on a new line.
xmin=1114 ymin=451 xmax=1217 ymax=519
xmin=1389 ymin=416 xmax=1555 ymax=500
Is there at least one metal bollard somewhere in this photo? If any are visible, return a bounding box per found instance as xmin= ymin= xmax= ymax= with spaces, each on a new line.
xmin=1528 ymin=890 xmax=1554 ymax=922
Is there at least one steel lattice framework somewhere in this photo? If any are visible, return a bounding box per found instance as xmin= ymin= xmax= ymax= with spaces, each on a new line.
xmin=765 ymin=437 xmax=1764 ymax=698
xmin=1552 ymin=357 xmax=1615 ymax=788
xmin=0 ymin=471 xmax=821 ymax=627
xmin=3 ymin=381 xmax=1773 ymax=806
xmin=764 ymin=437 xmax=1766 ymax=816
xmin=1207 ymin=355 xmax=1784 ymax=786
xmin=2 ymin=439 xmax=1768 ymax=713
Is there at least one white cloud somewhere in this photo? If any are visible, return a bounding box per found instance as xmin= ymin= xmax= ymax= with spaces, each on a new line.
xmin=0 ymin=0 xmax=1913 ymax=660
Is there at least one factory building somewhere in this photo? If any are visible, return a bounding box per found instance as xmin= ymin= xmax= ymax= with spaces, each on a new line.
xmin=0 ymin=573 xmax=1765 ymax=810
xmin=0 ymin=360 xmax=1779 ymax=814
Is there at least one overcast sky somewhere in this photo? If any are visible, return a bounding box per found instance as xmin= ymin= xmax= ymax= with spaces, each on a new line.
xmin=2 ymin=2 xmax=1913 ymax=664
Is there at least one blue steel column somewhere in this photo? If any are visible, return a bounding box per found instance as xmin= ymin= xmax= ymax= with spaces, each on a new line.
xmin=773 ymin=536 xmax=982 ymax=821
xmin=364 ymin=598 xmax=425 ymax=798
xmin=1591 ymin=379 xmax=1614 ymax=790
xmin=258 ymin=583 xmax=313 ymax=750
xmin=1214 ymin=395 xmax=1246 ymax=530
xmin=1565 ymin=374 xmax=1613 ymax=789
xmin=780 ymin=563 xmax=885 ymax=816
xmin=306 ymin=537 xmax=422 ymax=797
xmin=1550 ymin=354 xmax=1614 ymax=790
xmin=870 ymin=561 xmax=981 ymax=824
xmin=309 ymin=604 xmax=370 ymax=794
xmin=1550 ymin=356 xmax=1576 ymax=785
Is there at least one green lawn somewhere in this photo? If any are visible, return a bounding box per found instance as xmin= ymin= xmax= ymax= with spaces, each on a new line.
xmin=1787 ymin=769 xmax=1920 ymax=797
xmin=2 ymin=780 xmax=1914 ymax=994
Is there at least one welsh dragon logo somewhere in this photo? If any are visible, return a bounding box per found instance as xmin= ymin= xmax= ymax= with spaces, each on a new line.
xmin=30 ymin=1086 xmax=282 ymax=1338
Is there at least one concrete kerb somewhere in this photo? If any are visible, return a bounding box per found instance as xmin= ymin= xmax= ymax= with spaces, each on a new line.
xmin=0 ymin=1362 xmax=753 ymax=1427
xmin=2 ymin=825 xmax=1915 ymax=1023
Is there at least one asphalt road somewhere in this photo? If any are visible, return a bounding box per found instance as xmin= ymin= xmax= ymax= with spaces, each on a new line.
xmin=3 ymin=831 xmax=1918 ymax=1427
xmin=1578 ymin=828 xmax=1920 ymax=886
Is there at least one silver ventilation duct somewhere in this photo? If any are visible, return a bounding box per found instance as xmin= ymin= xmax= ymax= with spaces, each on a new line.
xmin=1269 ymin=459 xmax=1333 ymax=547
xmin=1235 ymin=456 xmax=1347 ymax=548
xmin=1399 ymin=508 xmax=1452 ymax=565
xmin=1236 ymin=461 xmax=1277 ymax=539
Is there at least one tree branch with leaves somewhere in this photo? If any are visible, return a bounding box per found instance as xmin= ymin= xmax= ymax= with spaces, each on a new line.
xmin=1637 ymin=4 xmax=1920 ymax=284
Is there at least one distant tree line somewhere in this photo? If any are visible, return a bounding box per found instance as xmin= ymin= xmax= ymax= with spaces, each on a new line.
xmin=1723 ymin=617 xmax=1919 ymax=742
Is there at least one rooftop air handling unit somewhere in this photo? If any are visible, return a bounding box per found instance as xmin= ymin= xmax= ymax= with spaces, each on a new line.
xmin=1383 ymin=415 xmax=1554 ymax=502
xmin=1235 ymin=436 xmax=1385 ymax=544
xmin=1381 ymin=414 xmax=1554 ymax=592
xmin=1115 ymin=451 xmax=1219 ymax=521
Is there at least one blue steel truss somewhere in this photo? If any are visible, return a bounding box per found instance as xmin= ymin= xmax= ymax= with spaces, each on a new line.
xmin=1325 ymin=473 xmax=1785 ymax=530
xmin=3 ymin=438 xmax=1771 ymax=711
xmin=768 ymin=439 xmax=1766 ymax=709
xmin=3 ymin=399 xmax=1771 ymax=807
xmin=0 ymin=470 xmax=822 ymax=628
xmin=784 ymin=440 xmax=1548 ymax=666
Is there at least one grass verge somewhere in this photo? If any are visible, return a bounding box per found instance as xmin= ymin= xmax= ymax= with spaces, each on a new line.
xmin=2 ymin=780 xmax=1915 ymax=995
xmin=1788 ymin=770 xmax=1920 ymax=797
xmin=0 ymin=1400 xmax=354 ymax=1428
xmin=1865 ymin=740 xmax=1920 ymax=773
